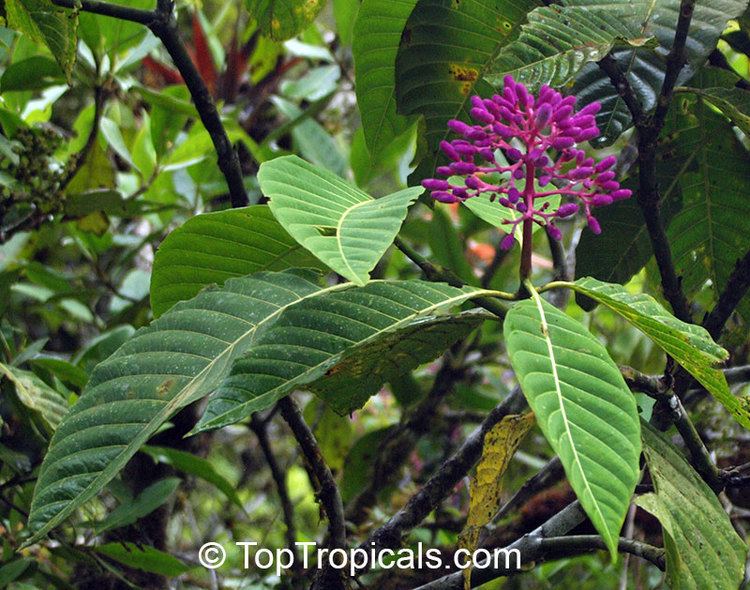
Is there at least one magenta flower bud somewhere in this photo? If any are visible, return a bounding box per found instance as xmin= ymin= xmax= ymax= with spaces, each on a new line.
xmin=440 ymin=140 xmax=460 ymax=161
xmin=498 ymin=197 xmax=511 ymax=207
xmin=517 ymin=202 xmax=528 ymax=213
xmin=453 ymin=188 xmax=468 ymax=199
xmin=587 ymin=216 xmax=602 ymax=234
xmin=561 ymin=95 xmax=577 ymax=107
xmin=507 ymin=187 xmax=521 ymax=203
xmin=569 ymin=167 xmax=595 ymax=180
xmin=492 ymin=122 xmax=513 ymax=138
xmin=500 ymin=232 xmax=516 ymax=250
xmin=454 ymin=142 xmax=477 ymax=157
xmin=479 ymin=148 xmax=495 ymax=161
xmin=436 ymin=166 xmax=452 ymax=175
xmin=470 ymin=95 xmax=485 ymax=110
xmin=572 ymin=114 xmax=596 ymax=128
xmin=576 ymin=127 xmax=600 ymax=142
xmin=547 ymin=223 xmax=563 ymax=240
xmin=467 ymin=129 xmax=487 ymax=141
xmin=600 ymin=180 xmax=620 ymax=191
xmin=465 ymin=175 xmax=481 ymax=189
xmin=422 ymin=178 xmax=451 ymax=191
xmin=539 ymin=174 xmax=552 ymax=186
xmin=447 ymin=120 xmax=472 ymax=135
xmin=470 ymin=107 xmax=495 ymax=125
xmin=595 ymin=156 xmax=617 ymax=172
xmin=516 ymin=83 xmax=531 ymax=108
xmin=432 ymin=191 xmax=457 ymax=203
xmin=451 ymin=161 xmax=477 ymax=175
xmin=506 ymin=148 xmax=523 ymax=162
xmin=553 ymin=105 xmax=574 ymax=122
xmin=512 ymin=167 xmax=525 ymax=180
xmin=577 ymin=102 xmax=602 ymax=117
xmin=591 ymin=194 xmax=613 ymax=206
xmin=552 ymin=137 xmax=575 ymax=150
xmin=612 ymin=189 xmax=632 ymax=200
xmin=535 ymin=103 xmax=553 ymax=128
xmin=557 ymin=203 xmax=579 ymax=217
xmin=535 ymin=156 xmax=550 ymax=168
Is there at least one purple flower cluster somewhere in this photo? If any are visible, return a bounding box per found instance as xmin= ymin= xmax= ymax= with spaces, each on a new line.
xmin=422 ymin=76 xmax=631 ymax=249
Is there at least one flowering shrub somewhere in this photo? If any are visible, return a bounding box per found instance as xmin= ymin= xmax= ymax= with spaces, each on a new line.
xmin=422 ymin=76 xmax=632 ymax=249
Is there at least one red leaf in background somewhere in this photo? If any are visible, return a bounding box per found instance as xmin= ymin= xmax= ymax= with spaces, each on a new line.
xmin=192 ymin=13 xmax=219 ymax=97
xmin=142 ymin=55 xmax=183 ymax=86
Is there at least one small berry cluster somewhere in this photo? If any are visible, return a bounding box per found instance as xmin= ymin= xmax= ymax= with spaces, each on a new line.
xmin=422 ymin=76 xmax=631 ymax=249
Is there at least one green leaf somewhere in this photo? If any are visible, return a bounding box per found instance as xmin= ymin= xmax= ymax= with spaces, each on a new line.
xmin=150 ymin=206 xmax=325 ymax=317
xmin=681 ymin=86 xmax=750 ymax=138
xmin=637 ymin=422 xmax=747 ymax=590
xmin=565 ymin=278 xmax=749 ymax=428
xmin=24 ymin=270 xmax=351 ymax=546
xmin=665 ymin=88 xmax=750 ymax=314
xmin=0 ymin=55 xmax=63 ymax=92
xmin=95 ymin=542 xmax=193 ymax=578
xmin=353 ymin=0 xmax=418 ymax=159
xmin=310 ymin=310 xmax=488 ymax=414
xmin=142 ymin=445 xmax=243 ymax=510
xmin=195 ymin=281 xmax=491 ymax=431
xmin=485 ymin=4 xmax=652 ymax=89
xmin=503 ymin=290 xmax=641 ymax=557
xmin=5 ymin=0 xmax=78 ymax=80
xmin=572 ymin=0 xmax=747 ymax=145
xmin=93 ymin=477 xmax=180 ymax=534
xmin=261 ymin=155 xmax=422 ymax=285
xmin=0 ymin=363 xmax=68 ymax=431
xmin=394 ymin=0 xmax=538 ymax=181
xmin=245 ymin=0 xmax=326 ymax=41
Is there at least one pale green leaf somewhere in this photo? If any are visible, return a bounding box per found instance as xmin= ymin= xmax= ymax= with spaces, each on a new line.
xmin=150 ymin=206 xmax=325 ymax=317
xmin=0 ymin=363 xmax=68 ymax=431
xmin=637 ymin=422 xmax=747 ymax=590
xmin=564 ymin=278 xmax=749 ymax=429
xmin=503 ymin=290 xmax=641 ymax=557
xmin=24 ymin=270 xmax=350 ymax=546
xmin=195 ymin=281 xmax=492 ymax=431
xmin=262 ymin=155 xmax=421 ymax=285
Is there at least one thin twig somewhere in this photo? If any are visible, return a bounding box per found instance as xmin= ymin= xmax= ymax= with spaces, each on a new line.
xmin=357 ymin=388 xmax=527 ymax=571
xmin=249 ymin=415 xmax=299 ymax=568
xmin=52 ymin=0 xmax=250 ymax=208
xmin=493 ymin=456 xmax=564 ymax=523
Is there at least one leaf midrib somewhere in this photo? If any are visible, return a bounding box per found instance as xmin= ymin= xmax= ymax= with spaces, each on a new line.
xmin=529 ymin=290 xmax=611 ymax=546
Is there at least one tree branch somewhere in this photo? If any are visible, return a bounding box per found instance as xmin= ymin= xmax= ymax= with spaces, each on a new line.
xmin=249 ymin=415 xmax=299 ymax=568
xmin=277 ymin=397 xmax=346 ymax=550
xmin=52 ymin=0 xmax=250 ymax=208
xmin=357 ymin=387 xmax=527 ymax=571
xmin=702 ymin=248 xmax=750 ymax=340
xmin=493 ymin=456 xmax=564 ymax=523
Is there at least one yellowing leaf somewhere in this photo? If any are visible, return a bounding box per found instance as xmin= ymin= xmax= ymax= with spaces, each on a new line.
xmin=459 ymin=412 xmax=535 ymax=589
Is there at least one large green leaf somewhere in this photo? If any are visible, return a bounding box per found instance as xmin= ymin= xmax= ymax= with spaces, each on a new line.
xmin=572 ymin=0 xmax=747 ymax=145
xmin=394 ymin=0 xmax=538 ymax=181
xmin=6 ymin=0 xmax=78 ymax=80
xmin=503 ymin=290 xmax=641 ymax=557
xmin=24 ymin=270 xmax=350 ymax=546
xmin=95 ymin=542 xmax=193 ymax=578
xmin=484 ymin=4 xmax=652 ymax=89
xmin=352 ymin=0 xmax=418 ymax=160
xmin=665 ymin=90 xmax=750 ymax=313
xmin=150 ymin=206 xmax=324 ymax=317
xmin=245 ymin=0 xmax=326 ymax=40
xmin=195 ymin=281 xmax=492 ymax=431
xmin=637 ymin=423 xmax=747 ymax=590
xmin=261 ymin=155 xmax=422 ymax=285
xmin=564 ymin=278 xmax=749 ymax=428
xmin=0 ymin=363 xmax=68 ymax=431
